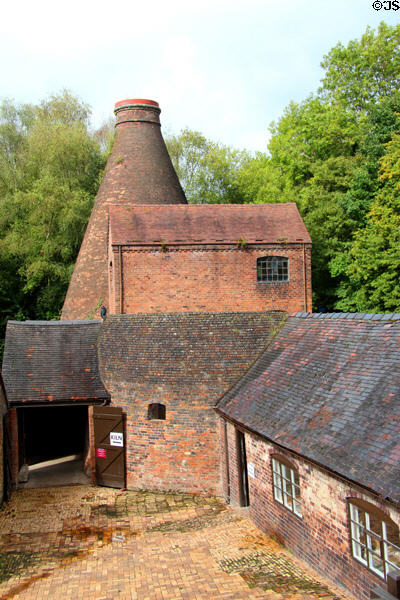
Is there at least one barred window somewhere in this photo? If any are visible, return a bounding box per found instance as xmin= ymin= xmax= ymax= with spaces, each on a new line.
xmin=148 ymin=403 xmax=166 ymax=420
xmin=271 ymin=456 xmax=302 ymax=517
xmin=257 ymin=256 xmax=288 ymax=282
xmin=349 ymin=499 xmax=400 ymax=580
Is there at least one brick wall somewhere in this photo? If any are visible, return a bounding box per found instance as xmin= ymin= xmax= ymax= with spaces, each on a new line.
xmin=98 ymin=312 xmax=285 ymax=495
xmin=104 ymin=382 xmax=221 ymax=494
xmin=111 ymin=245 xmax=312 ymax=314
xmin=221 ymin=421 xmax=400 ymax=600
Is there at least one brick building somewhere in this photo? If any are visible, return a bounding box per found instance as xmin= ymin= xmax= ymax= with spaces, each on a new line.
xmin=108 ymin=204 xmax=311 ymax=314
xmin=217 ymin=312 xmax=400 ymax=600
xmin=2 ymin=320 xmax=110 ymax=486
xmin=62 ymin=98 xmax=311 ymax=319
xmin=4 ymin=97 xmax=400 ymax=599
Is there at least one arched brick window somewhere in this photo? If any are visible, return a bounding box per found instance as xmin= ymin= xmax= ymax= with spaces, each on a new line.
xmin=147 ymin=403 xmax=166 ymax=420
xmin=257 ymin=256 xmax=288 ymax=282
xmin=271 ymin=455 xmax=302 ymax=517
xmin=348 ymin=498 xmax=400 ymax=580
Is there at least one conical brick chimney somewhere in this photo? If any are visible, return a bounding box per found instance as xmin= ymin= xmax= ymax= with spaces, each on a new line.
xmin=61 ymin=99 xmax=187 ymax=320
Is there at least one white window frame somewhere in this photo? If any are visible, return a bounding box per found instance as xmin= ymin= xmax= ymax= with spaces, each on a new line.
xmin=272 ymin=457 xmax=302 ymax=517
xmin=349 ymin=501 xmax=400 ymax=580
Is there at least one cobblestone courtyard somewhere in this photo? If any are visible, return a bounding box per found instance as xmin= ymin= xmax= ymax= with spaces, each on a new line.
xmin=0 ymin=486 xmax=355 ymax=600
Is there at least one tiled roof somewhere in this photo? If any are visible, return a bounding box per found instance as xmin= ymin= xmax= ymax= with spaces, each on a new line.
xmin=108 ymin=204 xmax=311 ymax=246
xmin=217 ymin=313 xmax=400 ymax=503
xmin=98 ymin=312 xmax=285 ymax=395
xmin=2 ymin=320 xmax=110 ymax=404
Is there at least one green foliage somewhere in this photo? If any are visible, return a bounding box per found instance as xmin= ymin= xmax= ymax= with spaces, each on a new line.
xmin=320 ymin=22 xmax=400 ymax=111
xmin=0 ymin=91 xmax=107 ymax=335
xmin=235 ymin=22 xmax=400 ymax=311
xmin=165 ymin=128 xmax=250 ymax=204
xmin=334 ymin=129 xmax=400 ymax=312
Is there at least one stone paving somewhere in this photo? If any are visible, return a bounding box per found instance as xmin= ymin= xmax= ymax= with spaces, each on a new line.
xmin=0 ymin=485 xmax=356 ymax=600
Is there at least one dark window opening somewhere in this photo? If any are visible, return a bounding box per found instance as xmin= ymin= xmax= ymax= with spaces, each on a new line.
xmin=257 ymin=256 xmax=288 ymax=282
xmin=148 ymin=403 xmax=166 ymax=420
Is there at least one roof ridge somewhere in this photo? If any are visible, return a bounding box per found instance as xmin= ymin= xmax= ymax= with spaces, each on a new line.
xmin=8 ymin=319 xmax=102 ymax=326
xmin=289 ymin=312 xmax=400 ymax=321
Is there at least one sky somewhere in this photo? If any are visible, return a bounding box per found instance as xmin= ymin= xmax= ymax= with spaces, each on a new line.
xmin=0 ymin=0 xmax=399 ymax=153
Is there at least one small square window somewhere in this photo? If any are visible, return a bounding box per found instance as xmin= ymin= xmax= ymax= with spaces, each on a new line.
xmin=257 ymin=257 xmax=288 ymax=282
xmin=148 ymin=403 xmax=166 ymax=420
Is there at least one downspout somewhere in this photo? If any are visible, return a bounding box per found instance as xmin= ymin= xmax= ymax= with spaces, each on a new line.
xmin=303 ymin=244 xmax=308 ymax=312
xmin=119 ymin=245 xmax=123 ymax=314
xmin=223 ymin=420 xmax=231 ymax=503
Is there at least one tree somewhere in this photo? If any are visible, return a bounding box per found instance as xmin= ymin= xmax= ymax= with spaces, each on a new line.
xmin=165 ymin=128 xmax=250 ymax=204
xmin=333 ymin=127 xmax=400 ymax=312
xmin=320 ymin=22 xmax=400 ymax=111
xmin=0 ymin=92 xmax=106 ymax=327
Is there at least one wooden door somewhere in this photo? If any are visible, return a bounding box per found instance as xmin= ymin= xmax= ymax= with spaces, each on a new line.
xmin=93 ymin=405 xmax=125 ymax=488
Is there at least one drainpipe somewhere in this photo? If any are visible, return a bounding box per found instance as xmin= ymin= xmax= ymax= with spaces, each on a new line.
xmin=119 ymin=246 xmax=123 ymax=314
xmin=223 ymin=420 xmax=231 ymax=503
xmin=303 ymin=245 xmax=308 ymax=312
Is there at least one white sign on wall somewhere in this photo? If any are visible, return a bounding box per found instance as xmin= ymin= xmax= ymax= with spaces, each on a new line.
xmin=247 ymin=462 xmax=255 ymax=478
xmin=110 ymin=432 xmax=124 ymax=447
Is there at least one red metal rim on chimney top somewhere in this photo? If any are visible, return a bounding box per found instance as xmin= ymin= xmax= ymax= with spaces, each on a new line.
xmin=115 ymin=99 xmax=159 ymax=109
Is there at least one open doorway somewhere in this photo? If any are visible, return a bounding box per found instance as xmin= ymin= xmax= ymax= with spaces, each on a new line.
xmin=236 ymin=429 xmax=250 ymax=507
xmin=17 ymin=405 xmax=90 ymax=488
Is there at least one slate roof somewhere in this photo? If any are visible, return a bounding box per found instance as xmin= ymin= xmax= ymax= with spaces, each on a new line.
xmin=2 ymin=320 xmax=110 ymax=405
xmin=217 ymin=312 xmax=400 ymax=504
xmin=108 ymin=204 xmax=311 ymax=246
xmin=98 ymin=312 xmax=285 ymax=396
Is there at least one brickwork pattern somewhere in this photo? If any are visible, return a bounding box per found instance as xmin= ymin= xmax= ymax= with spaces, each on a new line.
xmin=113 ymin=245 xmax=312 ymax=314
xmin=218 ymin=314 xmax=400 ymax=504
xmin=98 ymin=312 xmax=285 ymax=494
xmin=61 ymin=100 xmax=187 ymax=321
xmin=0 ymin=486 xmax=354 ymax=600
xmin=221 ymin=422 xmax=399 ymax=600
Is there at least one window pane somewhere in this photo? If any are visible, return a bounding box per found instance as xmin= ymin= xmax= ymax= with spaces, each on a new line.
xmin=369 ymin=513 xmax=383 ymax=538
xmin=386 ymin=520 xmax=400 ymax=547
xmin=273 ymin=472 xmax=283 ymax=500
xmin=283 ymin=475 xmax=292 ymax=498
xmin=294 ymin=500 xmax=302 ymax=517
xmin=367 ymin=531 xmax=381 ymax=554
xmin=386 ymin=544 xmax=400 ymax=572
xmin=272 ymin=458 xmax=301 ymax=517
xmin=352 ymin=540 xmax=368 ymax=564
xmin=369 ymin=549 xmax=384 ymax=576
xmin=257 ymin=257 xmax=288 ymax=282
xmin=272 ymin=459 xmax=280 ymax=474
xmin=283 ymin=492 xmax=293 ymax=510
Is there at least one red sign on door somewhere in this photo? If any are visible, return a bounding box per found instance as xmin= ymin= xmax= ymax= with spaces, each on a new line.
xmin=96 ymin=448 xmax=107 ymax=458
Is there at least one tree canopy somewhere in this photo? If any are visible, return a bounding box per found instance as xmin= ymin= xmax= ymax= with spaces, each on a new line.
xmin=233 ymin=21 xmax=400 ymax=311
xmin=0 ymin=91 xmax=106 ymax=348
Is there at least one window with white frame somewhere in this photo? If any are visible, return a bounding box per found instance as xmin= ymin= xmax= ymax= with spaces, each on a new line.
xmin=349 ymin=499 xmax=400 ymax=580
xmin=271 ymin=456 xmax=302 ymax=517
xmin=257 ymin=256 xmax=288 ymax=282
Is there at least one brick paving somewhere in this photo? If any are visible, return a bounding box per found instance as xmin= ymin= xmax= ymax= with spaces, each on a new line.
xmin=0 ymin=486 xmax=355 ymax=600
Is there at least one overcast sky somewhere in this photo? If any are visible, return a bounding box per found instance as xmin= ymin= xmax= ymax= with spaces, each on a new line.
xmin=1 ymin=0 xmax=399 ymax=152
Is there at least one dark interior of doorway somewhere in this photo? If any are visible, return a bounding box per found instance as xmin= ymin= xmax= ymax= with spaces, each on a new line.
xmin=19 ymin=405 xmax=88 ymax=466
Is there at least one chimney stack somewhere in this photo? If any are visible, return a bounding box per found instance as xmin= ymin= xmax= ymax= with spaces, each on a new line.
xmin=61 ymin=98 xmax=187 ymax=321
